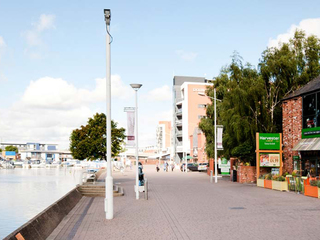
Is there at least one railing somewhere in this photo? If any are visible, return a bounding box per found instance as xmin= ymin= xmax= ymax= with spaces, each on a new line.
xmin=287 ymin=176 xmax=306 ymax=193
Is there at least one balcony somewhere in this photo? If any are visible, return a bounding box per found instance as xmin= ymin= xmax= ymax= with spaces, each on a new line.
xmin=176 ymin=130 xmax=182 ymax=137
xmin=176 ymin=108 xmax=182 ymax=116
xmin=176 ymin=120 xmax=182 ymax=127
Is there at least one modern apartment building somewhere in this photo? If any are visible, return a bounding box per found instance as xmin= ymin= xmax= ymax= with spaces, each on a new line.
xmin=173 ymin=76 xmax=211 ymax=163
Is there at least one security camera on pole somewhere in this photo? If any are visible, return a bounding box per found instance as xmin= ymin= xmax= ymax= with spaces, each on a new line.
xmin=104 ymin=9 xmax=113 ymax=220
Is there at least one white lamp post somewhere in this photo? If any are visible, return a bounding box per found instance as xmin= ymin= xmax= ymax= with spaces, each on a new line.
xmin=104 ymin=9 xmax=113 ymax=220
xmin=198 ymin=89 xmax=220 ymax=183
xmin=130 ymin=83 xmax=142 ymax=200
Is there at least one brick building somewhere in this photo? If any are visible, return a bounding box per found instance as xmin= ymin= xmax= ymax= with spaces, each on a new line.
xmin=282 ymin=76 xmax=320 ymax=175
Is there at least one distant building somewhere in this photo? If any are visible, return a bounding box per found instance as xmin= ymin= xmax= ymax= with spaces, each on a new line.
xmin=0 ymin=142 xmax=73 ymax=162
xmin=156 ymin=121 xmax=171 ymax=153
xmin=173 ymin=76 xmax=211 ymax=163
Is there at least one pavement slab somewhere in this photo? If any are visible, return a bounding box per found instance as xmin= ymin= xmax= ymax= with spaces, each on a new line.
xmin=48 ymin=165 xmax=320 ymax=240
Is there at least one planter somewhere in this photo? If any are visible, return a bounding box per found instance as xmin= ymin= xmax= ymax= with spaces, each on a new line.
xmin=304 ymin=185 xmax=318 ymax=198
xmin=264 ymin=179 xmax=272 ymax=189
xmin=257 ymin=179 xmax=264 ymax=187
xmin=272 ymin=180 xmax=288 ymax=191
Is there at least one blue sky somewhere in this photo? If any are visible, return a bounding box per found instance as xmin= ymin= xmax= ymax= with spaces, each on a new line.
xmin=0 ymin=0 xmax=320 ymax=149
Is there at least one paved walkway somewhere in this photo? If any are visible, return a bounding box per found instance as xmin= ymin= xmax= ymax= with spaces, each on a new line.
xmin=48 ymin=165 xmax=320 ymax=240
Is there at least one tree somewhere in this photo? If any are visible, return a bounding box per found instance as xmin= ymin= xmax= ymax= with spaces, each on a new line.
xmin=200 ymin=30 xmax=320 ymax=164
xmin=5 ymin=146 xmax=18 ymax=153
xmin=69 ymin=113 xmax=126 ymax=160
xmin=200 ymin=53 xmax=268 ymax=163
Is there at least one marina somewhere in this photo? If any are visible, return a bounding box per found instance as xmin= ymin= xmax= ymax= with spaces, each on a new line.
xmin=0 ymin=166 xmax=88 ymax=239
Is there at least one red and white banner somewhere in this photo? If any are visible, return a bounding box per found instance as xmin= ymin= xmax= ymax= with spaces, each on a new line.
xmin=126 ymin=110 xmax=135 ymax=146
xmin=217 ymin=126 xmax=223 ymax=150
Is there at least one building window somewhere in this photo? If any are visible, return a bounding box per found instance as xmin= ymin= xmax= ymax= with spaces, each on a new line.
xmin=303 ymin=92 xmax=319 ymax=128
xmin=198 ymin=104 xmax=207 ymax=108
xmin=198 ymin=115 xmax=206 ymax=119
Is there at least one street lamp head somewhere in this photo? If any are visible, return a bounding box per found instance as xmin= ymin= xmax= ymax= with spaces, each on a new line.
xmin=104 ymin=9 xmax=111 ymax=26
xmin=130 ymin=83 xmax=143 ymax=91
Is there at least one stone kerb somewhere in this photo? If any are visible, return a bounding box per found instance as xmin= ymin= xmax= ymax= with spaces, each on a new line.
xmin=4 ymin=187 xmax=82 ymax=240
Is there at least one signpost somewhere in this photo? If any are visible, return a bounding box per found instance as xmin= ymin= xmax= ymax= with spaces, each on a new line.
xmin=256 ymin=133 xmax=283 ymax=179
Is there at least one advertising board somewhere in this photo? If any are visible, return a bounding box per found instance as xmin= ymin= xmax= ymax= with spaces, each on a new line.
xmin=259 ymin=153 xmax=280 ymax=167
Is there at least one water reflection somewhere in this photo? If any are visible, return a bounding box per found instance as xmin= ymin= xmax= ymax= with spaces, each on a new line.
xmin=0 ymin=168 xmax=83 ymax=238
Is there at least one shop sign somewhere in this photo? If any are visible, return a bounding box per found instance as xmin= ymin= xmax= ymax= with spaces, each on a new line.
xmin=219 ymin=157 xmax=230 ymax=174
xmin=259 ymin=153 xmax=280 ymax=167
xmin=293 ymin=155 xmax=300 ymax=160
xmin=259 ymin=133 xmax=280 ymax=150
xmin=302 ymin=127 xmax=320 ymax=139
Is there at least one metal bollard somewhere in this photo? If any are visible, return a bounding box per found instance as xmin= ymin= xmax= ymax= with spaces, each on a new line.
xmin=144 ymin=178 xmax=148 ymax=200
xmin=210 ymin=170 xmax=213 ymax=183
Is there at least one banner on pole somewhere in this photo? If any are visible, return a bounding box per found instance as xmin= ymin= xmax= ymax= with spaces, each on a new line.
xmin=217 ymin=125 xmax=223 ymax=150
xmin=124 ymin=107 xmax=135 ymax=147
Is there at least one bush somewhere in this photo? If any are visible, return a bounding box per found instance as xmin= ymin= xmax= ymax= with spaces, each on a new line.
xmin=317 ymin=181 xmax=320 ymax=188
xmin=264 ymin=173 xmax=272 ymax=180
xmin=277 ymin=176 xmax=286 ymax=182
xmin=310 ymin=180 xmax=318 ymax=187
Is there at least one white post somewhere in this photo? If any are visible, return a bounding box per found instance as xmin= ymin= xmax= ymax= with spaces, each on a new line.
xmin=135 ymin=90 xmax=139 ymax=200
xmin=214 ymin=88 xmax=218 ymax=183
xmin=104 ymin=9 xmax=113 ymax=220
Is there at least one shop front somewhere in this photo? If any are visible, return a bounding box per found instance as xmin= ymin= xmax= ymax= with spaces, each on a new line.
xmin=282 ymin=75 xmax=320 ymax=175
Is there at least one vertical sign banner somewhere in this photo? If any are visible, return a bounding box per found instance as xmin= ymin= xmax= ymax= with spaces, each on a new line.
xmin=217 ymin=126 xmax=223 ymax=150
xmin=124 ymin=107 xmax=135 ymax=147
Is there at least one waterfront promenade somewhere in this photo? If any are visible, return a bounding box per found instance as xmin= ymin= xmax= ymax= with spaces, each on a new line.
xmin=49 ymin=165 xmax=320 ymax=240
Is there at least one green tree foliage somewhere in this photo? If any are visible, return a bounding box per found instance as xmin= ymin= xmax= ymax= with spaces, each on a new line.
xmin=200 ymin=30 xmax=320 ymax=163
xmin=69 ymin=113 xmax=126 ymax=160
xmin=5 ymin=146 xmax=18 ymax=153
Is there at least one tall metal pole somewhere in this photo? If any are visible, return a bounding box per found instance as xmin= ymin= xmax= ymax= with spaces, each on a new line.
xmin=104 ymin=9 xmax=113 ymax=219
xmin=134 ymin=89 xmax=139 ymax=200
xmin=214 ymin=88 xmax=218 ymax=183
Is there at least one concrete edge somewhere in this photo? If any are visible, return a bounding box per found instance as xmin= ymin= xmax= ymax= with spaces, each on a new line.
xmin=4 ymin=187 xmax=82 ymax=240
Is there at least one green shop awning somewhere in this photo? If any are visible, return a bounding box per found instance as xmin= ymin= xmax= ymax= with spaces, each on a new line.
xmin=292 ymin=138 xmax=320 ymax=151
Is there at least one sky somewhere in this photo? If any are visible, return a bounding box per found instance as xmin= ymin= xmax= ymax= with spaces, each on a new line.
xmin=0 ymin=0 xmax=320 ymax=150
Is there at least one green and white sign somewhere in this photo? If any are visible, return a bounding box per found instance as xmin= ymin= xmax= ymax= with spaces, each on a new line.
xmin=259 ymin=133 xmax=280 ymax=150
xmin=219 ymin=157 xmax=230 ymax=175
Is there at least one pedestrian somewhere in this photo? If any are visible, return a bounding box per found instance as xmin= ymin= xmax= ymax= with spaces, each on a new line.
xmin=163 ymin=162 xmax=167 ymax=172
xmin=156 ymin=164 xmax=160 ymax=172
xmin=166 ymin=162 xmax=168 ymax=172
xmin=171 ymin=162 xmax=175 ymax=172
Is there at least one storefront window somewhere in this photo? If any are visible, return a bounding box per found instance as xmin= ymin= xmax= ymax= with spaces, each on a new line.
xmin=303 ymin=93 xmax=317 ymax=128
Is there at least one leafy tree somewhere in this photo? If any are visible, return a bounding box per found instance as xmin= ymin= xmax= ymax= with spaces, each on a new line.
xmin=70 ymin=113 xmax=126 ymax=160
xmin=0 ymin=148 xmax=2 ymax=153
xmin=200 ymin=30 xmax=320 ymax=163
xmin=5 ymin=146 xmax=18 ymax=153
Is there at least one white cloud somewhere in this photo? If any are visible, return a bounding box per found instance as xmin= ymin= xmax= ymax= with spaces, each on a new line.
xmin=142 ymin=85 xmax=172 ymax=102
xmin=19 ymin=75 xmax=132 ymax=110
xmin=36 ymin=14 xmax=55 ymax=31
xmin=0 ymin=36 xmax=6 ymax=48
xmin=22 ymin=14 xmax=56 ymax=58
xmin=175 ymin=50 xmax=198 ymax=61
xmin=0 ymin=36 xmax=6 ymax=81
xmin=0 ymin=74 xmax=132 ymax=149
xmin=268 ymin=18 xmax=320 ymax=48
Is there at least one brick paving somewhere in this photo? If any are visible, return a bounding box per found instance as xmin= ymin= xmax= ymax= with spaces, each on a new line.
xmin=48 ymin=165 xmax=320 ymax=240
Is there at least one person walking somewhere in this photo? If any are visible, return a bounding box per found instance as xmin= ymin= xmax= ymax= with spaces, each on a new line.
xmin=163 ymin=162 xmax=167 ymax=172
xmin=156 ymin=164 xmax=160 ymax=172
xmin=171 ymin=162 xmax=175 ymax=172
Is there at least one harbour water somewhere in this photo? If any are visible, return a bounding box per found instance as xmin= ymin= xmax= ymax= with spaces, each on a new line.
xmin=0 ymin=167 xmax=83 ymax=239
